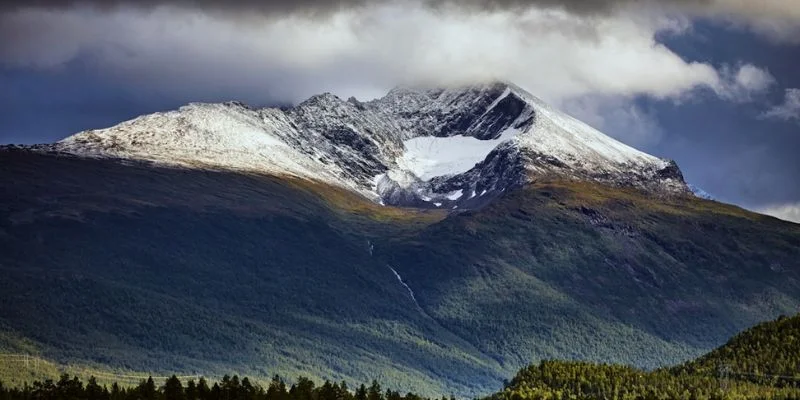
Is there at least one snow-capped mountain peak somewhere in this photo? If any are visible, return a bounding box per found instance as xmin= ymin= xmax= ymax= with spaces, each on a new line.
xmin=51 ymin=81 xmax=689 ymax=209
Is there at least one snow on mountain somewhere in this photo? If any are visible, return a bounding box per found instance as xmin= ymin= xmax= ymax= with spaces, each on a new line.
xmin=688 ymin=184 xmax=715 ymax=200
xmin=48 ymin=81 xmax=690 ymax=209
xmin=397 ymin=128 xmax=520 ymax=181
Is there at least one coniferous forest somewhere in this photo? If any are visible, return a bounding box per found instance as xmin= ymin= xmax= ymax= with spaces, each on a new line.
xmin=2 ymin=314 xmax=800 ymax=400
xmin=0 ymin=374 xmax=439 ymax=400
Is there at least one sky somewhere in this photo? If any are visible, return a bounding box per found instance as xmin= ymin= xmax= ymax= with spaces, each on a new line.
xmin=0 ymin=0 xmax=799 ymax=222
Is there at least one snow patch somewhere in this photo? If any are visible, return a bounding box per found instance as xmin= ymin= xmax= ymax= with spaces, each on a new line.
xmin=446 ymin=189 xmax=464 ymax=200
xmin=396 ymin=128 xmax=519 ymax=181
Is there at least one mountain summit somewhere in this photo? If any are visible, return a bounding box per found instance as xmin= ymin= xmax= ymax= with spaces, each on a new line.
xmin=53 ymin=81 xmax=688 ymax=209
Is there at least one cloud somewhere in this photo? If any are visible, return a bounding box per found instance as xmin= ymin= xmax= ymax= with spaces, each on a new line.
xmin=0 ymin=1 xmax=779 ymax=153
xmin=0 ymin=5 xmax=763 ymax=105
xmin=758 ymin=203 xmax=800 ymax=224
xmin=762 ymin=89 xmax=800 ymax=122
xmin=715 ymin=64 xmax=775 ymax=103
xmin=5 ymin=0 xmax=800 ymax=24
xmin=0 ymin=0 xmax=693 ymax=15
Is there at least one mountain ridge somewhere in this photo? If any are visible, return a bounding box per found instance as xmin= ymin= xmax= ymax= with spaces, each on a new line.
xmin=25 ymin=81 xmax=688 ymax=210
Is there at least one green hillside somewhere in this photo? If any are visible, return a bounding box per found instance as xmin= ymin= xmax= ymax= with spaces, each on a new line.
xmin=489 ymin=314 xmax=800 ymax=400
xmin=675 ymin=314 xmax=800 ymax=386
xmin=1 ymin=150 xmax=799 ymax=396
xmin=487 ymin=360 xmax=800 ymax=400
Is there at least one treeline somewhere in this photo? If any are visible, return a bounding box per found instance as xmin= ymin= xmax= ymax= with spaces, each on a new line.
xmin=3 ymin=362 xmax=800 ymax=400
xmin=487 ymin=360 xmax=800 ymax=400
xmin=0 ymin=374 xmax=448 ymax=400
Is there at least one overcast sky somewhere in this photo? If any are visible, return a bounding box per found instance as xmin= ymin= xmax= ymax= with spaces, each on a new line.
xmin=1 ymin=0 xmax=798 ymax=222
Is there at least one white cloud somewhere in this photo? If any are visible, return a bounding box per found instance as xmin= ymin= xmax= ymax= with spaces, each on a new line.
xmin=0 ymin=5 xmax=755 ymax=105
xmin=0 ymin=3 xmax=780 ymax=149
xmin=711 ymin=64 xmax=775 ymax=103
xmin=758 ymin=203 xmax=800 ymax=224
xmin=762 ymin=89 xmax=800 ymax=122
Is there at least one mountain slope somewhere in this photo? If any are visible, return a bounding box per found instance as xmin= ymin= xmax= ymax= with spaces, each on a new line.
xmin=381 ymin=180 xmax=800 ymax=368
xmin=0 ymin=150 xmax=488 ymax=395
xmin=1 ymin=148 xmax=798 ymax=396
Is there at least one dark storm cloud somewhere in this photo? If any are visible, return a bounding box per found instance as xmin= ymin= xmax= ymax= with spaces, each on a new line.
xmin=0 ymin=0 xmax=370 ymax=16
xmin=0 ymin=0 xmax=707 ymax=16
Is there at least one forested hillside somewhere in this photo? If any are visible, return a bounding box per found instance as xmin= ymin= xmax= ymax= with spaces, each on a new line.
xmin=1 ymin=150 xmax=799 ymax=396
xmin=2 ymin=315 xmax=800 ymax=400
xmin=675 ymin=314 xmax=800 ymax=386
xmin=488 ymin=314 xmax=800 ymax=400
xmin=4 ymin=317 xmax=800 ymax=400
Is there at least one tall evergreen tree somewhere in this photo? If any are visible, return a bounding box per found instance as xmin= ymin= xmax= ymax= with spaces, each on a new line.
xmin=85 ymin=377 xmax=109 ymax=400
xmin=110 ymin=382 xmax=124 ymax=400
xmin=367 ymin=381 xmax=382 ymax=400
xmin=290 ymin=377 xmax=315 ymax=400
xmin=240 ymin=377 xmax=256 ymax=400
xmin=354 ymin=384 xmax=367 ymax=400
xmin=197 ymin=378 xmax=211 ymax=400
xmin=210 ymin=382 xmax=222 ymax=400
xmin=163 ymin=375 xmax=185 ymax=400
xmin=266 ymin=375 xmax=289 ymax=400
xmin=185 ymin=380 xmax=198 ymax=400
xmin=138 ymin=377 xmax=158 ymax=400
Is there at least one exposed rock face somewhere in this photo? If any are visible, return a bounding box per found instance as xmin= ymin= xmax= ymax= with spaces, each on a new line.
xmin=38 ymin=81 xmax=690 ymax=209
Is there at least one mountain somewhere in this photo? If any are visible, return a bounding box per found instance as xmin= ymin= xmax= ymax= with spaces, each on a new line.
xmin=44 ymin=82 xmax=687 ymax=209
xmin=1 ymin=82 xmax=799 ymax=397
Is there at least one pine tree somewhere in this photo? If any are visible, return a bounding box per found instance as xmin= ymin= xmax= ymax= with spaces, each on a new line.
xmin=85 ymin=376 xmax=109 ymax=400
xmin=163 ymin=375 xmax=185 ymax=400
xmin=186 ymin=380 xmax=198 ymax=400
xmin=367 ymin=381 xmax=382 ymax=400
xmin=210 ymin=383 xmax=222 ymax=400
xmin=317 ymin=381 xmax=335 ymax=400
xmin=138 ymin=377 xmax=158 ymax=400
xmin=110 ymin=382 xmax=124 ymax=400
xmin=290 ymin=377 xmax=315 ymax=400
xmin=241 ymin=377 xmax=256 ymax=400
xmin=267 ymin=375 xmax=289 ymax=400
xmin=56 ymin=374 xmax=84 ymax=400
xmin=355 ymin=383 xmax=367 ymax=400
xmin=355 ymin=384 xmax=367 ymax=400
xmin=197 ymin=378 xmax=211 ymax=400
